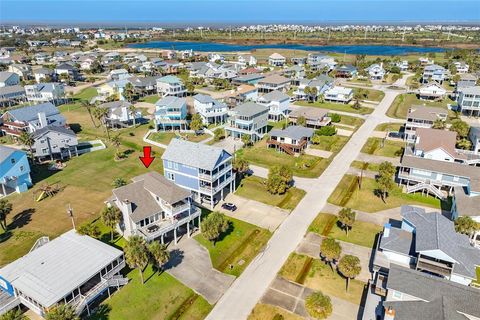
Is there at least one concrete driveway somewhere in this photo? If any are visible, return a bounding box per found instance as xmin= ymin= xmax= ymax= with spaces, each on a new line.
xmin=210 ymin=136 xmax=244 ymax=154
xmin=165 ymin=237 xmax=235 ymax=304
xmin=216 ymin=194 xmax=289 ymax=232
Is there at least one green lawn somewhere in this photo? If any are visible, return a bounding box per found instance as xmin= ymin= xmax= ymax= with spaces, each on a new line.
xmin=235 ymin=176 xmax=306 ymax=211
xmin=279 ymin=253 xmax=366 ymax=305
xmin=139 ymin=94 xmax=160 ymax=104
xmin=361 ymin=137 xmax=405 ymax=158
xmin=375 ymin=123 xmax=403 ymax=132
xmin=194 ymin=215 xmax=271 ymax=277
xmin=73 ymin=87 xmax=98 ymax=101
xmin=308 ymin=213 xmax=382 ymax=248
xmin=294 ymin=101 xmax=373 ymax=115
xmin=346 ymin=78 xmax=372 ymax=86
xmin=311 ymin=135 xmax=350 ymax=154
xmin=249 ymin=304 xmax=303 ymax=320
xmin=386 ymin=93 xmax=454 ymax=119
xmin=149 ymin=132 xmax=209 ymax=145
xmin=354 ymin=87 xmax=385 ymax=102
xmin=350 ymin=161 xmax=381 ymax=173
xmin=89 ymin=266 xmax=212 ymax=320
xmin=237 ymin=139 xmax=330 ymax=178
xmin=334 ymin=114 xmax=365 ymax=130
xmin=328 ymin=175 xmax=444 ymax=213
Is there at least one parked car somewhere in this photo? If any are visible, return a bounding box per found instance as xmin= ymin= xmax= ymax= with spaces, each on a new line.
xmin=222 ymin=203 xmax=237 ymax=211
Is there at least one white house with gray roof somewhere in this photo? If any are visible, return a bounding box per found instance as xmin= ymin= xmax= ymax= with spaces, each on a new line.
xmin=267 ymin=125 xmax=314 ymax=155
xmin=98 ymin=100 xmax=142 ymax=128
xmin=0 ymin=230 xmax=126 ymax=317
xmin=193 ymin=94 xmax=228 ymax=125
xmin=372 ymin=206 xmax=480 ymax=292
xmin=154 ymin=96 xmax=188 ymax=131
xmin=162 ymin=139 xmax=235 ymax=208
xmin=109 ymin=171 xmax=201 ymax=243
xmin=32 ymin=126 xmax=78 ymax=160
xmin=457 ymin=86 xmax=480 ymax=117
xmin=25 ymin=83 xmax=65 ymax=105
xmin=268 ymin=53 xmax=286 ymax=67
xmin=257 ymin=90 xmax=290 ymax=121
xmin=225 ymin=102 xmax=269 ymax=142
xmin=156 ymin=75 xmax=186 ymax=97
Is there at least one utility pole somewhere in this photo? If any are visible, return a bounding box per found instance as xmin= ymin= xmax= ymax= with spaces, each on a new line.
xmin=67 ymin=204 xmax=75 ymax=230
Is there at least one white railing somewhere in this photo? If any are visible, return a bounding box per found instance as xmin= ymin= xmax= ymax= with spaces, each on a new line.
xmin=138 ymin=208 xmax=201 ymax=241
xmin=29 ymin=236 xmax=50 ymax=252
xmin=406 ymin=182 xmax=445 ymax=199
xmin=0 ymin=297 xmax=20 ymax=316
xmin=199 ymin=165 xmax=232 ymax=182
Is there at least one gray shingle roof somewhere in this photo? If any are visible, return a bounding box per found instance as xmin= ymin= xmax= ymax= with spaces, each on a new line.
xmin=231 ymin=102 xmax=269 ymax=117
xmin=0 ymin=72 xmax=17 ymax=82
xmin=384 ymin=264 xmax=480 ymax=319
xmin=379 ymin=227 xmax=415 ymax=256
xmin=98 ymin=100 xmax=132 ymax=110
xmin=5 ymin=102 xmax=60 ymax=122
xmin=32 ymin=125 xmax=76 ymax=139
xmin=407 ymin=105 xmax=448 ymax=121
xmin=258 ymin=90 xmax=290 ymax=103
xmin=453 ymin=186 xmax=480 ymax=217
xmin=112 ymin=171 xmax=191 ymax=222
xmin=162 ymin=139 xmax=231 ymax=171
xmin=155 ymin=96 xmax=185 ymax=109
xmin=0 ymin=145 xmax=24 ymax=163
xmin=0 ymin=85 xmax=25 ymax=96
xmin=193 ymin=94 xmax=215 ymax=104
xmin=269 ymin=125 xmax=314 ymax=140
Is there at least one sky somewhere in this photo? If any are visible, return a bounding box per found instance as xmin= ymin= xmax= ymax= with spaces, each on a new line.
xmin=0 ymin=0 xmax=479 ymax=25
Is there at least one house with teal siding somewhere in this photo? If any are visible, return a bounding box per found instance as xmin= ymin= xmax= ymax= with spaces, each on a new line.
xmin=162 ymin=139 xmax=235 ymax=208
xmin=0 ymin=145 xmax=32 ymax=196
xmin=154 ymin=96 xmax=188 ymax=131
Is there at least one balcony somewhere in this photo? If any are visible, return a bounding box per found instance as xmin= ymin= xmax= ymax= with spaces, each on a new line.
xmin=199 ymin=165 xmax=232 ymax=182
xmin=199 ymin=174 xmax=234 ymax=194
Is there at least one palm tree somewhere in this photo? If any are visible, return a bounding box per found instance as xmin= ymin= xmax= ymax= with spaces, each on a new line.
xmin=101 ymin=206 xmax=122 ymax=241
xmin=338 ymin=255 xmax=362 ymax=292
xmin=338 ymin=208 xmax=356 ymax=236
xmin=124 ymin=82 xmax=135 ymax=102
xmin=124 ymin=235 xmax=149 ymax=284
xmin=93 ymin=107 xmax=111 ymax=139
xmin=128 ymin=104 xmax=138 ymax=127
xmin=45 ymin=304 xmax=79 ymax=320
xmin=0 ymin=199 xmax=13 ymax=231
xmin=148 ymin=242 xmax=170 ymax=272
xmin=305 ymin=291 xmax=333 ymax=319
xmin=0 ymin=308 xmax=26 ymax=320
xmin=320 ymin=238 xmax=341 ymax=273
xmin=18 ymin=131 xmax=34 ymax=161
xmin=110 ymin=134 xmax=122 ymax=160
xmin=81 ymin=101 xmax=97 ymax=128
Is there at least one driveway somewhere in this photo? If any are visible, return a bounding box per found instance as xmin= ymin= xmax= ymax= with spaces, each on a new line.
xmin=165 ymin=237 xmax=235 ymax=304
xmin=261 ymin=276 xmax=363 ymax=320
xmin=296 ymin=232 xmax=372 ymax=283
xmin=305 ymin=147 xmax=333 ymax=158
xmin=210 ymin=136 xmax=244 ymax=154
xmin=216 ymin=194 xmax=289 ymax=232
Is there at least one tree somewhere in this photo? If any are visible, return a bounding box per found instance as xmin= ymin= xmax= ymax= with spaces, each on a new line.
xmin=315 ymin=126 xmax=336 ymax=136
xmin=432 ymin=119 xmax=446 ymax=130
xmin=330 ymin=113 xmax=341 ymax=123
xmin=123 ymin=82 xmax=135 ymax=102
xmin=81 ymin=101 xmax=97 ymax=128
xmin=456 ymin=138 xmax=472 ymax=150
xmin=305 ymin=291 xmax=333 ymax=319
xmin=93 ymin=107 xmax=111 ymax=139
xmin=0 ymin=199 xmax=13 ymax=231
xmin=190 ymin=113 xmax=204 ymax=133
xmin=128 ymin=104 xmax=138 ymax=127
xmin=241 ymin=134 xmax=251 ymax=147
xmin=449 ymin=119 xmax=470 ymax=138
xmin=124 ymin=235 xmax=149 ymax=284
xmin=201 ymin=212 xmax=229 ymax=246
xmin=213 ymin=128 xmax=225 ymax=141
xmin=77 ymin=222 xmax=101 ymax=238
xmin=185 ymin=81 xmax=195 ymax=95
xmin=101 ymin=206 xmax=122 ymax=241
xmin=376 ymin=161 xmax=396 ymax=203
xmin=233 ymin=158 xmax=249 ymax=178
xmin=296 ymin=116 xmax=306 ymax=127
xmin=267 ymin=165 xmax=293 ymax=195
xmin=45 ymin=304 xmax=79 ymax=320
xmin=338 ymin=208 xmax=356 ymax=236
xmin=18 ymin=131 xmax=34 ymax=160
xmin=148 ymin=241 xmax=170 ymax=271
xmin=0 ymin=308 xmax=27 ymax=320
xmin=320 ymin=238 xmax=341 ymax=273
xmin=454 ymin=216 xmax=479 ymax=237
xmin=338 ymin=255 xmax=362 ymax=292
xmin=112 ymin=177 xmax=127 ymax=188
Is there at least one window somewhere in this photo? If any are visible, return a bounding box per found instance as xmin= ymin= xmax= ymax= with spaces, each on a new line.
xmin=167 ymin=161 xmax=172 ymax=169
xmin=10 ymin=158 xmax=15 ymax=164
xmin=174 ymin=162 xmax=178 ymax=170
xmin=20 ymin=166 xmax=24 ymax=172
xmin=167 ymin=172 xmax=175 ymax=181
xmin=393 ymin=291 xmax=402 ymax=299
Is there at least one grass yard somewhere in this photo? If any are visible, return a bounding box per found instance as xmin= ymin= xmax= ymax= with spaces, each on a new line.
xmin=350 ymin=161 xmax=381 ymax=173
xmin=139 ymin=94 xmax=160 ymax=104
xmin=73 ymin=87 xmax=98 ymax=101
xmin=308 ymin=213 xmax=382 ymax=248
xmin=386 ymin=93 xmax=454 ymax=119
xmin=149 ymin=131 xmax=209 ymax=145
xmin=279 ymin=253 xmax=366 ymax=305
xmin=355 ymin=88 xmax=385 ymax=102
xmin=194 ymin=216 xmax=271 ymax=277
xmin=235 ymin=176 xmax=306 ymax=211
xmin=334 ymin=114 xmax=365 ymax=130
xmin=294 ymin=100 xmax=373 ymax=115
xmin=237 ymin=139 xmax=330 ymax=178
xmin=361 ymin=137 xmax=404 ymax=158
xmin=311 ymin=135 xmax=350 ymax=154
xmin=89 ymin=266 xmax=212 ymax=320
xmin=249 ymin=304 xmax=302 ymax=320
xmin=346 ymin=78 xmax=372 ymax=86
xmin=328 ymin=174 xmax=444 ymax=212
xmin=375 ymin=123 xmax=403 ymax=132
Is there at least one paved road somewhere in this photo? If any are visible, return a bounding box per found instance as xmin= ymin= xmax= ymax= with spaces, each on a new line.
xmin=206 ymin=76 xmax=406 ymax=319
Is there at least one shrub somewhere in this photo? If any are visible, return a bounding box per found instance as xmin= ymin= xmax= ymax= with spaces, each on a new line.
xmin=315 ymin=126 xmax=337 ymax=136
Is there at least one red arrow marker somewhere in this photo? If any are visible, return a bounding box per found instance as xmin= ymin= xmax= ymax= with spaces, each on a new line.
xmin=139 ymin=146 xmax=155 ymax=168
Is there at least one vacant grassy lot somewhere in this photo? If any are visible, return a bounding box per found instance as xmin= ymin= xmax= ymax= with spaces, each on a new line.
xmin=235 ymin=176 xmax=306 ymax=211
xmin=375 ymin=123 xmax=403 ymax=132
xmin=237 ymin=139 xmax=330 ymax=178
xmin=361 ymin=137 xmax=404 ymax=158
xmin=308 ymin=213 xmax=382 ymax=248
xmin=139 ymin=94 xmax=160 ymax=104
xmin=334 ymin=114 xmax=365 ymax=130
xmin=149 ymin=131 xmax=209 ymax=145
xmin=350 ymin=161 xmax=381 ymax=173
xmin=311 ymin=135 xmax=350 ymax=154
xmin=279 ymin=253 xmax=366 ymax=305
xmin=194 ymin=216 xmax=271 ymax=277
xmin=295 ymin=100 xmax=373 ymax=115
xmin=249 ymin=304 xmax=303 ymax=320
xmin=354 ymin=87 xmax=385 ymax=102
xmin=386 ymin=93 xmax=454 ymax=119
xmin=328 ymin=175 xmax=444 ymax=212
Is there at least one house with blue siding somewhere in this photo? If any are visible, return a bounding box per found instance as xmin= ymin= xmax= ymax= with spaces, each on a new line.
xmin=154 ymin=96 xmax=188 ymax=131
xmin=0 ymin=145 xmax=32 ymax=196
xmin=162 ymin=139 xmax=235 ymax=208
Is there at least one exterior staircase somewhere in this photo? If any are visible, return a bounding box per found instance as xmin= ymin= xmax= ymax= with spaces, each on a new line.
xmin=0 ymin=291 xmax=20 ymax=316
xmin=406 ymin=181 xmax=445 ymax=199
xmin=29 ymin=236 xmax=50 ymax=252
